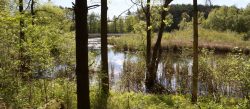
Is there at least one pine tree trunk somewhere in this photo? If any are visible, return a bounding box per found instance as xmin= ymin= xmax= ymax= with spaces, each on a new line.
xmin=191 ymin=0 xmax=199 ymax=103
xmin=75 ymin=0 xmax=90 ymax=108
xmin=101 ymin=0 xmax=109 ymax=108
xmin=145 ymin=0 xmax=152 ymax=92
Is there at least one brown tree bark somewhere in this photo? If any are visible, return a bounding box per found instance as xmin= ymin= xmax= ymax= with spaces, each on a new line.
xmin=101 ymin=0 xmax=109 ymax=108
xmin=191 ymin=0 xmax=199 ymax=103
xmin=145 ymin=0 xmax=152 ymax=92
xmin=74 ymin=0 xmax=90 ymax=108
xmin=146 ymin=0 xmax=173 ymax=93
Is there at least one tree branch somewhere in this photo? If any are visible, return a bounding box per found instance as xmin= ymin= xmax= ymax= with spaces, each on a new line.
xmin=25 ymin=0 xmax=32 ymax=10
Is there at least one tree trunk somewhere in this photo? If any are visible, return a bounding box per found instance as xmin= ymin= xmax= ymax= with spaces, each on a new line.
xmin=19 ymin=0 xmax=24 ymax=38
xmin=114 ymin=18 xmax=117 ymax=33
xmin=147 ymin=0 xmax=173 ymax=93
xmin=19 ymin=0 xmax=26 ymax=76
xmin=191 ymin=0 xmax=199 ymax=103
xmin=145 ymin=0 xmax=152 ymax=92
xmin=31 ymin=0 xmax=35 ymax=25
xmin=101 ymin=0 xmax=109 ymax=108
xmin=74 ymin=0 xmax=90 ymax=108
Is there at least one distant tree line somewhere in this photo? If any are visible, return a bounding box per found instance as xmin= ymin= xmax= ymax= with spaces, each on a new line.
xmin=87 ymin=4 xmax=250 ymax=38
xmin=203 ymin=6 xmax=250 ymax=33
xmin=87 ymin=4 xmax=219 ymax=33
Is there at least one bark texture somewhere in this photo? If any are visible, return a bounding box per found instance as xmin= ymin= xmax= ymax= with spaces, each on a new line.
xmin=101 ymin=0 xmax=109 ymax=108
xmin=145 ymin=0 xmax=152 ymax=92
xmin=146 ymin=0 xmax=173 ymax=93
xmin=191 ymin=0 xmax=199 ymax=103
xmin=75 ymin=0 xmax=90 ymax=108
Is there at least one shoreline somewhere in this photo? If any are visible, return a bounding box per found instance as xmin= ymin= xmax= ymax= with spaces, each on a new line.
xmin=110 ymin=43 xmax=250 ymax=55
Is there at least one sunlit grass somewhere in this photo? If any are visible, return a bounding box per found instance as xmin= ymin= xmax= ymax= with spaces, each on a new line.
xmin=109 ymin=28 xmax=250 ymax=52
xmin=162 ymin=28 xmax=250 ymax=50
xmin=106 ymin=91 xmax=248 ymax=109
xmin=109 ymin=34 xmax=146 ymax=51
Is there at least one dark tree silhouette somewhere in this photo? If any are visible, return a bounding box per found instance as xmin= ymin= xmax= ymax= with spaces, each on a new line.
xmin=101 ymin=0 xmax=109 ymax=108
xmin=19 ymin=0 xmax=24 ymax=37
xmin=74 ymin=0 xmax=90 ymax=108
xmin=147 ymin=0 xmax=173 ymax=93
xmin=31 ymin=0 xmax=35 ymax=25
xmin=145 ymin=0 xmax=152 ymax=92
xmin=192 ymin=0 xmax=199 ymax=103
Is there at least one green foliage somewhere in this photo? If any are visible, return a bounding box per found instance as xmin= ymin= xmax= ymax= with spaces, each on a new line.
xmin=162 ymin=28 xmax=250 ymax=50
xmin=1 ymin=1 xmax=250 ymax=108
xmin=35 ymin=3 xmax=73 ymax=32
xmin=135 ymin=4 xmax=218 ymax=30
xmin=243 ymin=31 xmax=250 ymax=41
xmin=117 ymin=18 xmax=126 ymax=33
xmin=109 ymin=34 xmax=146 ymax=51
xmin=178 ymin=12 xmax=191 ymax=30
xmin=125 ymin=15 xmax=140 ymax=32
xmin=203 ymin=6 xmax=250 ymax=33
xmin=0 ymin=0 xmax=9 ymax=10
xmin=0 ymin=2 xmax=75 ymax=108
xmin=107 ymin=92 xmax=248 ymax=109
xmin=88 ymin=13 xmax=101 ymax=33
xmin=133 ymin=21 xmax=146 ymax=35
xmin=198 ymin=49 xmax=250 ymax=103
xmin=0 ymin=9 xmax=20 ymax=105
xmin=110 ymin=28 xmax=250 ymax=51
xmin=107 ymin=15 xmax=139 ymax=33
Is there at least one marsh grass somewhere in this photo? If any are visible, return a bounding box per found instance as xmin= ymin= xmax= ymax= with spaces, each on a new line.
xmin=109 ymin=29 xmax=250 ymax=53
xmin=162 ymin=28 xmax=250 ymax=52
xmin=109 ymin=34 xmax=146 ymax=51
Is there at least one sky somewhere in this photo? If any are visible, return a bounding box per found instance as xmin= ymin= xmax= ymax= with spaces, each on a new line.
xmin=42 ymin=0 xmax=250 ymax=18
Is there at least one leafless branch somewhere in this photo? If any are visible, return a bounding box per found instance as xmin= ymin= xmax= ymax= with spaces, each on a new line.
xmin=116 ymin=4 xmax=135 ymax=19
xmin=88 ymin=4 xmax=101 ymax=10
xmin=88 ymin=61 xmax=95 ymax=67
xmin=130 ymin=0 xmax=141 ymax=6
xmin=25 ymin=0 xmax=32 ymax=10
xmin=71 ymin=2 xmax=100 ymax=10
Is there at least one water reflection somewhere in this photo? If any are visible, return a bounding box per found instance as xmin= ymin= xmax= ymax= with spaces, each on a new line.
xmin=89 ymin=38 xmax=245 ymax=97
xmin=92 ymin=48 xmax=194 ymax=93
xmin=89 ymin=38 xmax=194 ymax=93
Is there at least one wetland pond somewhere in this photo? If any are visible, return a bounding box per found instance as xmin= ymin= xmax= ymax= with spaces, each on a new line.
xmin=88 ymin=38 xmax=246 ymax=97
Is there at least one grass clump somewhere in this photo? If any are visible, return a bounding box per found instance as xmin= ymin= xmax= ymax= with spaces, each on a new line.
xmin=3 ymin=78 xmax=248 ymax=109
xmin=162 ymin=28 xmax=250 ymax=51
xmin=106 ymin=92 xmax=248 ymax=109
xmin=109 ymin=34 xmax=146 ymax=51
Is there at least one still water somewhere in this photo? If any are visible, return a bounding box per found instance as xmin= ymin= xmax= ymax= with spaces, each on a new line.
xmin=89 ymin=38 xmax=240 ymax=96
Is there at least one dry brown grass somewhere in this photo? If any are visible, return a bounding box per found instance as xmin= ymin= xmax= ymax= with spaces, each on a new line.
xmin=109 ymin=28 xmax=250 ymax=53
xmin=159 ymin=28 xmax=250 ymax=52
